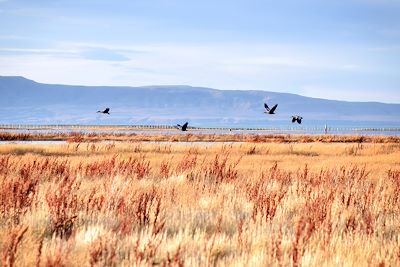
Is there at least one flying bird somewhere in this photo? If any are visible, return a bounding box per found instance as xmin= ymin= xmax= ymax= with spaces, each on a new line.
xmin=176 ymin=122 xmax=189 ymax=131
xmin=264 ymin=103 xmax=278 ymax=114
xmin=292 ymin=116 xmax=303 ymax=124
xmin=97 ymin=108 xmax=110 ymax=114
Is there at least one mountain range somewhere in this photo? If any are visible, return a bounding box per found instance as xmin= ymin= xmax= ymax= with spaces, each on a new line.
xmin=0 ymin=76 xmax=399 ymax=127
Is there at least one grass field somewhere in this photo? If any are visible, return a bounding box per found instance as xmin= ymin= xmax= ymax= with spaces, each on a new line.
xmin=1 ymin=131 xmax=400 ymax=143
xmin=1 ymin=139 xmax=400 ymax=266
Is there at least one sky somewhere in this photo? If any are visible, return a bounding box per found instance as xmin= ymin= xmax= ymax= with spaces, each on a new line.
xmin=0 ymin=0 xmax=399 ymax=103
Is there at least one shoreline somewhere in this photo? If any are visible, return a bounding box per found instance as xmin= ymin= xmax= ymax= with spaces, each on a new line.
xmin=1 ymin=131 xmax=399 ymax=143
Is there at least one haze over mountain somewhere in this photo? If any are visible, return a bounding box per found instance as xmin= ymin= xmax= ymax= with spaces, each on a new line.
xmin=0 ymin=76 xmax=399 ymax=127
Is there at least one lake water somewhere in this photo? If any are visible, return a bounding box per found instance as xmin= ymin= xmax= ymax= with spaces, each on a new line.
xmin=0 ymin=140 xmax=67 ymax=145
xmin=0 ymin=121 xmax=399 ymax=136
xmin=0 ymin=140 xmax=242 ymax=145
xmin=1 ymin=128 xmax=399 ymax=136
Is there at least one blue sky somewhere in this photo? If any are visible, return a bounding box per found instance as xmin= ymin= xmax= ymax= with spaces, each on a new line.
xmin=0 ymin=0 xmax=399 ymax=103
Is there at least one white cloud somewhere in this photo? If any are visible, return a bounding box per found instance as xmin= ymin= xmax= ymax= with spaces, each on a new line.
xmin=340 ymin=64 xmax=360 ymax=71
xmin=301 ymin=85 xmax=400 ymax=103
xmin=80 ymin=47 xmax=130 ymax=62
xmin=0 ymin=42 xmax=396 ymax=102
xmin=0 ymin=47 xmax=78 ymax=54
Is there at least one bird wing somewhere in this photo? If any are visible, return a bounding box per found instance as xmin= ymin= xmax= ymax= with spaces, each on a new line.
xmin=270 ymin=104 xmax=278 ymax=113
xmin=182 ymin=122 xmax=188 ymax=131
xmin=264 ymin=103 xmax=270 ymax=111
xmin=104 ymin=108 xmax=110 ymax=113
xmin=292 ymin=117 xmax=296 ymax=123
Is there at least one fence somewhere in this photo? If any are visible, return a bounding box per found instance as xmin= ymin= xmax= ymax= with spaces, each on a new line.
xmin=0 ymin=124 xmax=399 ymax=132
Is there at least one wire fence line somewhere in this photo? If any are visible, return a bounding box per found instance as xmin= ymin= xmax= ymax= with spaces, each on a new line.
xmin=0 ymin=124 xmax=399 ymax=132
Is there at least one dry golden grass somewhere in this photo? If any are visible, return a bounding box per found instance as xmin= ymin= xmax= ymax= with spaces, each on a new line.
xmin=0 ymin=140 xmax=399 ymax=266
xmin=1 ymin=131 xmax=400 ymax=143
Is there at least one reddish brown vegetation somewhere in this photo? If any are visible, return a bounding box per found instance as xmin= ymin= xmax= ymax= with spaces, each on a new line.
xmin=1 ymin=131 xmax=400 ymax=143
xmin=0 ymin=141 xmax=398 ymax=266
xmin=1 ymin=226 xmax=28 ymax=267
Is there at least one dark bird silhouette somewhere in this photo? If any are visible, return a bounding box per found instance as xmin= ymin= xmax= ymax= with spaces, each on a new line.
xmin=176 ymin=122 xmax=188 ymax=131
xmin=292 ymin=116 xmax=303 ymax=124
xmin=264 ymin=103 xmax=278 ymax=114
xmin=97 ymin=108 xmax=110 ymax=114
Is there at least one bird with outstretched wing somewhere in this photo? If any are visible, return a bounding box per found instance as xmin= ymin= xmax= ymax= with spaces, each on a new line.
xmin=264 ymin=103 xmax=278 ymax=114
xmin=176 ymin=122 xmax=189 ymax=131
xmin=97 ymin=108 xmax=110 ymax=114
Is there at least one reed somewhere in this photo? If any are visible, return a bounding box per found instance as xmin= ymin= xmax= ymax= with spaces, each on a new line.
xmin=1 ymin=131 xmax=400 ymax=143
xmin=0 ymin=140 xmax=399 ymax=266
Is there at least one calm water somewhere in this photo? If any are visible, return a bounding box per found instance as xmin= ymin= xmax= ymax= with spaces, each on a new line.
xmin=1 ymin=128 xmax=399 ymax=136
xmin=0 ymin=140 xmax=67 ymax=145
xmin=0 ymin=121 xmax=399 ymax=136
xmin=0 ymin=140 xmax=242 ymax=145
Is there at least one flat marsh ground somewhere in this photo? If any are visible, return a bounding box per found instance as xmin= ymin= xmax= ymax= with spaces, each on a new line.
xmin=1 ymin=139 xmax=400 ymax=266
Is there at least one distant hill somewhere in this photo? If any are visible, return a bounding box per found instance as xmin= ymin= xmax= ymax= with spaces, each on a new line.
xmin=0 ymin=76 xmax=399 ymax=127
